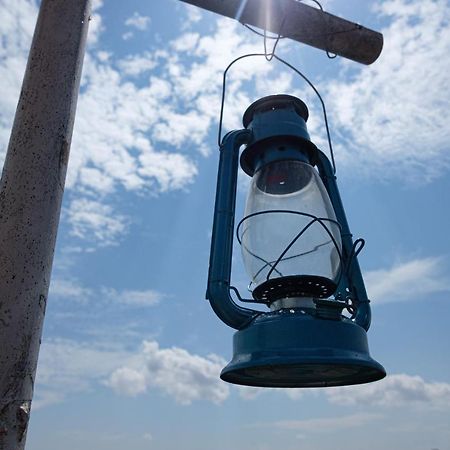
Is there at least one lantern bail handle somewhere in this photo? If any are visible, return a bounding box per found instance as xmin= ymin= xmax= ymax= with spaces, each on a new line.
xmin=217 ymin=52 xmax=337 ymax=173
xmin=206 ymin=129 xmax=260 ymax=330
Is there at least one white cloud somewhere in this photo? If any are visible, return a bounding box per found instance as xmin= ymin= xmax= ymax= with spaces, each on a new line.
xmin=69 ymin=52 xmax=201 ymax=199
xmin=48 ymin=277 xmax=166 ymax=308
xmin=0 ymin=3 xmax=293 ymax=246
xmin=121 ymin=11 xmax=151 ymax=40
xmin=162 ymin=17 xmax=288 ymax=138
xmin=143 ymin=432 xmax=153 ymax=441
xmin=121 ymin=31 xmax=133 ymax=41
xmin=273 ymin=412 xmax=381 ymax=432
xmin=284 ymin=388 xmax=307 ymax=400
xmin=327 ymin=373 xmax=450 ymax=407
xmin=125 ymin=12 xmax=151 ymax=31
xmin=117 ymin=53 xmax=157 ymax=77
xmin=364 ymin=256 xmax=449 ymax=304
xmin=182 ymin=2 xmax=203 ymax=27
xmin=0 ymin=0 xmax=37 ymax=164
xmin=137 ymin=148 xmax=198 ymax=191
xmin=32 ymin=390 xmax=65 ymax=410
xmin=36 ymin=335 xmax=450 ymax=412
xmin=171 ymin=32 xmax=200 ymax=53
xmin=49 ymin=278 xmax=92 ymax=303
xmin=3 ymin=0 xmax=450 ymax=249
xmin=36 ymin=339 xmax=228 ymax=409
xmin=78 ymin=166 xmax=116 ymax=195
xmin=0 ymin=0 xmax=37 ymax=54
xmin=106 ymin=340 xmax=229 ymax=405
xmin=87 ymin=0 xmax=104 ymax=45
xmin=66 ymin=198 xmax=129 ymax=247
xmin=66 ymin=14 xmax=285 ymax=204
xmin=236 ymin=385 xmax=265 ymax=400
xmin=327 ymin=0 xmax=450 ymax=183
xmin=107 ymin=367 xmax=147 ymax=396
xmin=35 ymin=338 xmax=133 ymax=409
xmin=103 ymin=287 xmax=166 ymax=307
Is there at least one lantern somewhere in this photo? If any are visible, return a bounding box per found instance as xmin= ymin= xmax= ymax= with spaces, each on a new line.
xmin=206 ymin=95 xmax=385 ymax=387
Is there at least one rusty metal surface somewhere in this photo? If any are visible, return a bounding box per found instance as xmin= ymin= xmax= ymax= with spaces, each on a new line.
xmin=179 ymin=0 xmax=383 ymax=64
xmin=0 ymin=1 xmax=91 ymax=448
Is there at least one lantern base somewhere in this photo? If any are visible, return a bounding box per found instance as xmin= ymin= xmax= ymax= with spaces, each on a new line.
xmin=221 ymin=309 xmax=386 ymax=388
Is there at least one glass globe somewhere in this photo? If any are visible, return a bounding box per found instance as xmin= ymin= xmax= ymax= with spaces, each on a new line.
xmin=239 ymin=160 xmax=342 ymax=301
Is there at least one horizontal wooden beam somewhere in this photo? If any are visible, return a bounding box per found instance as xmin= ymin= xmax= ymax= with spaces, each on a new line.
xmin=179 ymin=0 xmax=383 ymax=65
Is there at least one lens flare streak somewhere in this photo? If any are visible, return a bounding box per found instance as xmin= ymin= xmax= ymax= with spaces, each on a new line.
xmin=235 ymin=0 xmax=249 ymax=21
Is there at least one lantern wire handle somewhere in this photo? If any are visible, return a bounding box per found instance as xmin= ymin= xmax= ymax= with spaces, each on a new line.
xmin=250 ymin=240 xmax=331 ymax=280
xmin=263 ymin=18 xmax=285 ymax=61
xmin=272 ymin=54 xmax=337 ymax=173
xmin=242 ymin=0 xmax=338 ymax=59
xmin=217 ymin=53 xmax=337 ymax=173
xmin=243 ymin=24 xmax=285 ymax=39
xmin=229 ymin=285 xmax=264 ymax=305
xmin=298 ymin=0 xmax=338 ymax=59
xmin=345 ymin=238 xmax=365 ymax=276
xmin=265 ymin=216 xmax=342 ymax=281
xmin=239 ymin=230 xmax=284 ymax=278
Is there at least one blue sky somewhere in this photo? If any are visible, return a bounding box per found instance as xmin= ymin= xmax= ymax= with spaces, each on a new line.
xmin=1 ymin=0 xmax=450 ymax=449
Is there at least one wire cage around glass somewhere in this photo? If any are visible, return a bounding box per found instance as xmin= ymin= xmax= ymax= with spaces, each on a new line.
xmin=238 ymin=159 xmax=342 ymax=306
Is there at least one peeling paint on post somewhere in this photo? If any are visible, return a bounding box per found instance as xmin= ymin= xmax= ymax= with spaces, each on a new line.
xmin=0 ymin=1 xmax=91 ymax=448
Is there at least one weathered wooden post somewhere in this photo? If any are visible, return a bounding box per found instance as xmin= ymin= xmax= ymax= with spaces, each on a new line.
xmin=0 ymin=1 xmax=91 ymax=448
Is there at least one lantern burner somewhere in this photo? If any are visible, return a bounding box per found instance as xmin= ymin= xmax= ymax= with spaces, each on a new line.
xmin=237 ymin=209 xmax=343 ymax=305
xmin=253 ymin=275 xmax=337 ymax=303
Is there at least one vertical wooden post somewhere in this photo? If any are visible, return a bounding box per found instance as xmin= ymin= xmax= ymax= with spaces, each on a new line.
xmin=0 ymin=1 xmax=91 ymax=448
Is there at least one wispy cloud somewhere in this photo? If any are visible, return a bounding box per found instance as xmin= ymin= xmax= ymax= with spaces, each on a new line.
xmin=87 ymin=0 xmax=104 ymax=45
xmin=102 ymin=287 xmax=166 ymax=307
xmin=327 ymin=373 xmax=450 ymax=408
xmin=124 ymin=12 xmax=151 ymax=31
xmin=65 ymin=198 xmax=129 ymax=247
xmin=35 ymin=338 xmax=133 ymax=409
xmin=327 ymin=0 xmax=450 ymax=183
xmin=49 ymin=276 xmax=167 ymax=308
xmin=117 ymin=52 xmax=157 ymax=77
xmin=364 ymin=256 xmax=449 ymax=304
xmin=122 ymin=11 xmax=151 ymax=40
xmin=182 ymin=2 xmax=203 ymax=26
xmin=235 ymin=385 xmax=264 ymax=400
xmin=273 ymin=412 xmax=382 ymax=432
xmin=0 ymin=0 xmax=38 ymax=157
xmin=49 ymin=278 xmax=93 ymax=303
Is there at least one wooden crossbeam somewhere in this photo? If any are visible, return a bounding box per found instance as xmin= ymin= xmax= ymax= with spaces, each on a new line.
xmin=179 ymin=0 xmax=383 ymax=65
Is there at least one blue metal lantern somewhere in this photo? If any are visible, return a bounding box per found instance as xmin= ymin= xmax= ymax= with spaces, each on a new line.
xmin=207 ymin=95 xmax=385 ymax=388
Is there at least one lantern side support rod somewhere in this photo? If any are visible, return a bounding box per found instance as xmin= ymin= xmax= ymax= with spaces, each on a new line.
xmin=206 ymin=130 xmax=259 ymax=330
xmin=315 ymin=150 xmax=371 ymax=331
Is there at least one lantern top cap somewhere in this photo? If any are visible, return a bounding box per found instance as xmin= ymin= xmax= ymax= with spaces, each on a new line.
xmin=243 ymin=95 xmax=309 ymax=128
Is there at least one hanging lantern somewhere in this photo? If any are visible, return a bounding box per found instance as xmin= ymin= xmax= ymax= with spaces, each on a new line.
xmin=206 ymin=94 xmax=385 ymax=388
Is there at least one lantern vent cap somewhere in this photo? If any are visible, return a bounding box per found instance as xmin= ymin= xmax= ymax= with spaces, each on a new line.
xmin=243 ymin=94 xmax=309 ymax=128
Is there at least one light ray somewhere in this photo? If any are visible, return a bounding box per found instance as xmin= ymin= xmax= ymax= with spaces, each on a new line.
xmin=235 ymin=0 xmax=249 ymax=21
